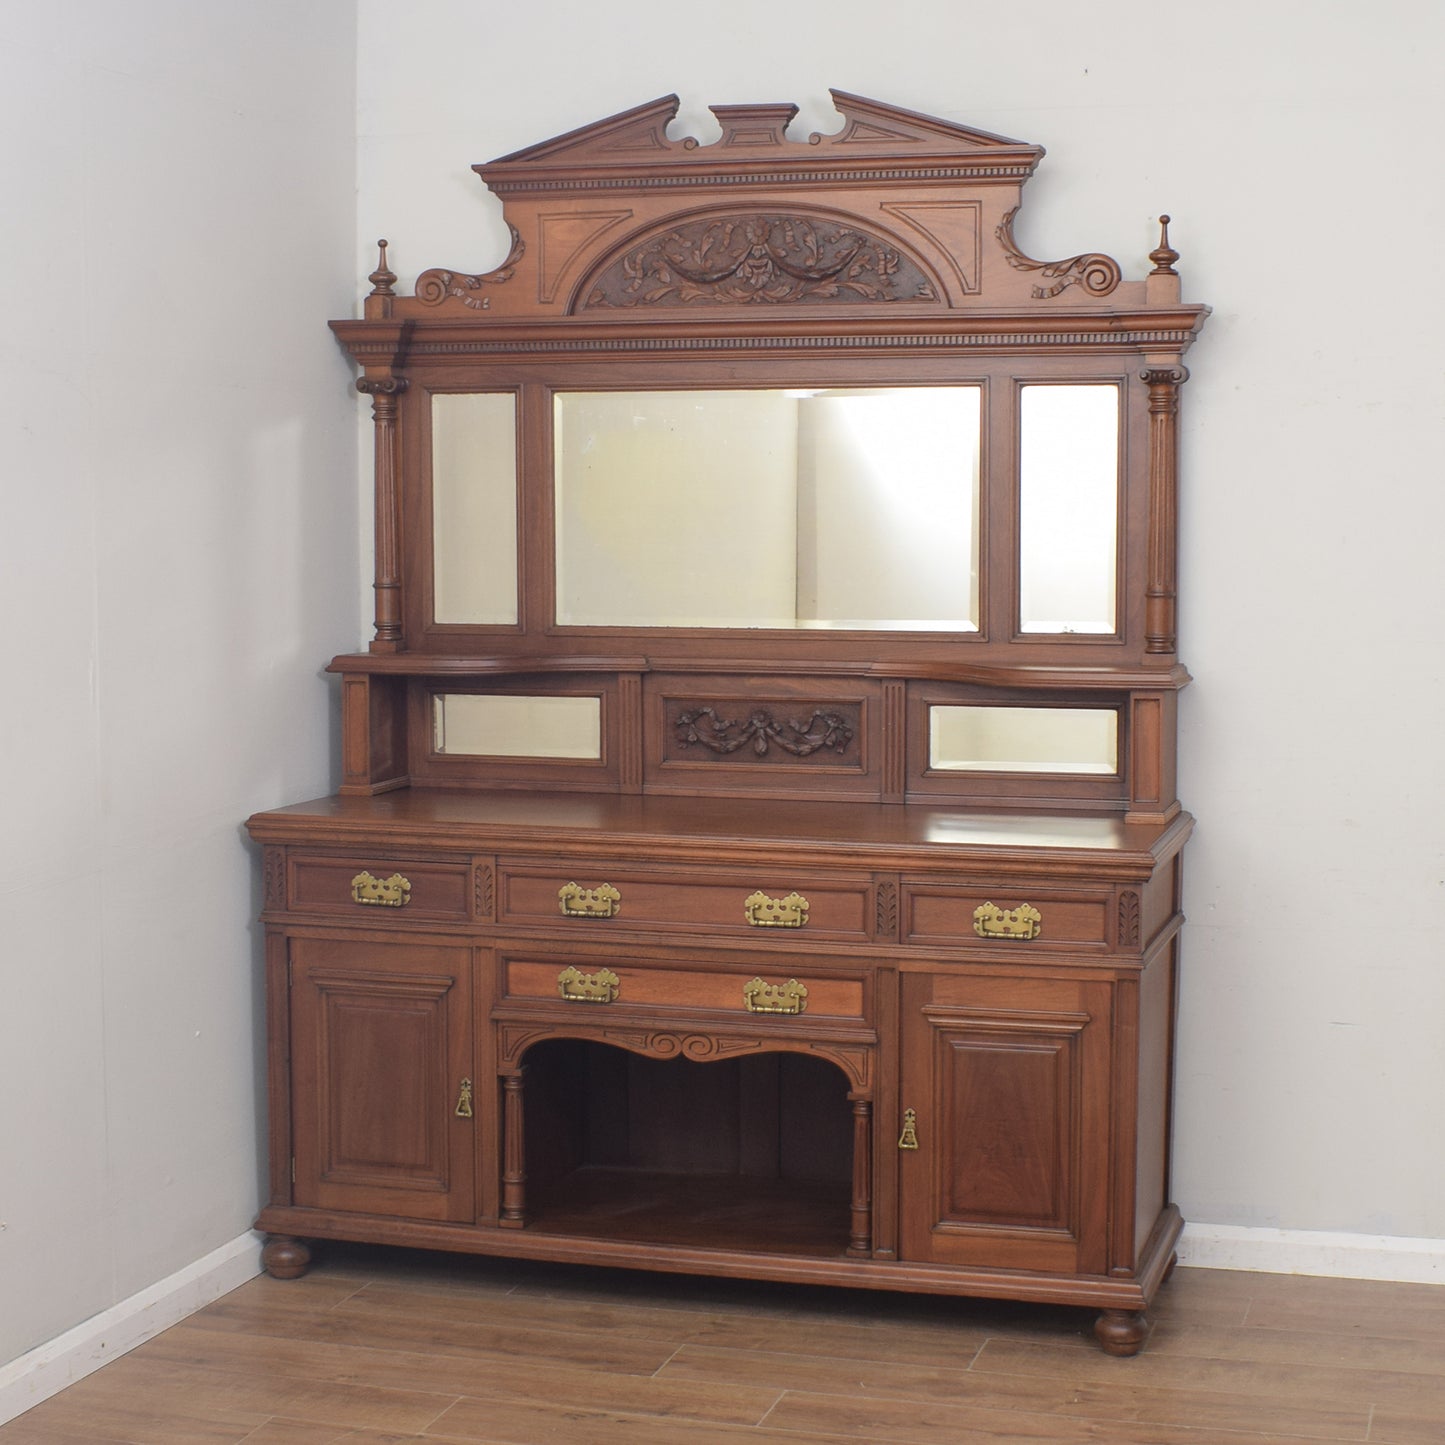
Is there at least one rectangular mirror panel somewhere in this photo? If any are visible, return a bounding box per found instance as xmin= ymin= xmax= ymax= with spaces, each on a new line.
xmin=432 ymin=393 xmax=519 ymax=624
xmin=433 ymin=694 xmax=601 ymax=759
xmin=929 ymin=705 xmax=1118 ymax=774
xmin=554 ymin=388 xmax=980 ymax=631
xmin=1018 ymin=385 xmax=1118 ymax=635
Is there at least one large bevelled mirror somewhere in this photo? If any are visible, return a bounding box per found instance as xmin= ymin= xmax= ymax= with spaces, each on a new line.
xmin=553 ymin=387 xmax=982 ymax=631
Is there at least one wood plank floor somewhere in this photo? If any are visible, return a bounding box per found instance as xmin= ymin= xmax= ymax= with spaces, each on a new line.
xmin=4 ymin=1246 xmax=1444 ymax=1443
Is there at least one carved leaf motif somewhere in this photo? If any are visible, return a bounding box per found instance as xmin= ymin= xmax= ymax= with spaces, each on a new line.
xmin=875 ymin=882 xmax=899 ymax=940
xmin=1119 ymin=890 xmax=1142 ymax=948
xmin=263 ymin=848 xmax=285 ymax=910
xmin=585 ymin=213 xmax=935 ymax=309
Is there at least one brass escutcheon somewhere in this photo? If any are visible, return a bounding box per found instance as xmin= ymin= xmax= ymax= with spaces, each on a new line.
xmin=454 ymin=1078 xmax=474 ymax=1119
xmin=742 ymin=977 xmax=809 ymax=1015
xmin=972 ymin=901 xmax=1042 ymax=941
xmin=898 ymin=1107 xmax=920 ymax=1150
xmin=558 ymin=882 xmax=622 ymax=919
xmin=351 ymin=871 xmax=412 ymax=908
xmin=557 ymin=965 xmax=621 ymax=1004
xmin=744 ymin=890 xmax=809 ymax=928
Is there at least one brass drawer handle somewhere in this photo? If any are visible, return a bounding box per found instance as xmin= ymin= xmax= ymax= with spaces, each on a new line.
xmin=455 ymin=1078 xmax=474 ymax=1119
xmin=973 ymin=901 xmax=1042 ymax=941
xmin=743 ymin=978 xmax=809 ymax=1015
xmin=557 ymin=966 xmax=620 ymax=1004
xmin=351 ymin=871 xmax=412 ymax=908
xmin=898 ymin=1107 xmax=920 ymax=1150
xmin=558 ymin=882 xmax=622 ymax=919
xmin=744 ymin=890 xmax=809 ymax=928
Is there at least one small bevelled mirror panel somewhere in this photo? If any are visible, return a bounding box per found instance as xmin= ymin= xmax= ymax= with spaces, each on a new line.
xmin=554 ymin=388 xmax=980 ymax=630
xmin=432 ymin=393 xmax=519 ymax=624
xmin=929 ymin=705 xmax=1118 ymax=774
xmin=433 ymin=694 xmax=602 ymax=759
xmin=1018 ymin=385 xmax=1119 ymax=635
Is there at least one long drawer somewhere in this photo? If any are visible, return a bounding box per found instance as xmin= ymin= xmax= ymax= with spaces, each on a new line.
xmin=497 ymin=948 xmax=871 ymax=1028
xmin=497 ymin=860 xmax=873 ymax=942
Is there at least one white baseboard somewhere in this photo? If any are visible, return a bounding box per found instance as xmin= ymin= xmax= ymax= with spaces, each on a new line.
xmin=1179 ymin=1222 xmax=1445 ymax=1284
xmin=0 ymin=1230 xmax=264 ymax=1427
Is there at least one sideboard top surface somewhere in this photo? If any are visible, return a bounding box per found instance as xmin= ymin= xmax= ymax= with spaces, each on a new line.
xmin=247 ymin=790 xmax=1191 ymax=877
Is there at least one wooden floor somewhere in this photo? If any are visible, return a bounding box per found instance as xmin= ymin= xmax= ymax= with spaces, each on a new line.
xmin=4 ymin=1245 xmax=1445 ymax=1443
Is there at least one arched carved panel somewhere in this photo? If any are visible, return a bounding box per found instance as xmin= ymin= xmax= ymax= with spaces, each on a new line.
xmin=577 ymin=210 xmax=943 ymax=311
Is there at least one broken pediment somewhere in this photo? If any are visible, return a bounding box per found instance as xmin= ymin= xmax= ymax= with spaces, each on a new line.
xmin=362 ymin=92 xmax=1188 ymax=324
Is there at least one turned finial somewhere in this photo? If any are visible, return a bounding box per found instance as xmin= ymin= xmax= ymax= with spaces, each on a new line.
xmin=1149 ymin=215 xmax=1179 ymax=276
xmin=368 ymin=239 xmax=397 ymax=297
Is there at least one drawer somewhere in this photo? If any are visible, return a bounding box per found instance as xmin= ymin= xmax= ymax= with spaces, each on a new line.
xmin=497 ymin=861 xmax=872 ymax=941
xmin=499 ymin=951 xmax=869 ymax=1026
xmin=901 ymin=881 xmax=1112 ymax=949
xmin=287 ymin=853 xmax=473 ymax=922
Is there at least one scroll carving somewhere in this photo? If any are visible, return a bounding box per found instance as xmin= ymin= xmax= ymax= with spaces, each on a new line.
xmin=675 ymin=707 xmax=855 ymax=759
xmin=583 ymin=214 xmax=936 ymax=308
xmin=496 ymin=1021 xmax=872 ymax=1088
xmin=415 ymin=225 xmax=525 ymax=309
xmin=996 ymin=207 xmax=1121 ymax=299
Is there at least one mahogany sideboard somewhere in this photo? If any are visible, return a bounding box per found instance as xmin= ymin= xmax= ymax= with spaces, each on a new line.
xmin=247 ymin=91 xmax=1208 ymax=1354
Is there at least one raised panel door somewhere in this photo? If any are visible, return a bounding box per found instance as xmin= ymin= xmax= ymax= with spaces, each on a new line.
xmin=898 ymin=970 xmax=1112 ymax=1273
xmin=290 ymin=936 xmax=475 ymax=1221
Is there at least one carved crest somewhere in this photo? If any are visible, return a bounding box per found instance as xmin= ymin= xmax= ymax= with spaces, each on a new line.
xmin=337 ymin=92 xmax=1199 ymax=332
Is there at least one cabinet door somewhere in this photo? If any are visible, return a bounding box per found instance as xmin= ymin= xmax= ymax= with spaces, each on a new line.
xmin=898 ymin=971 xmax=1111 ymax=1274
xmin=290 ymin=936 xmax=475 ymax=1222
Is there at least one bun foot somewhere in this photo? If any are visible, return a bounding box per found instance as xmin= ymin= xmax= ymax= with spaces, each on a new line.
xmin=1094 ymin=1308 xmax=1149 ymax=1356
xmin=261 ymin=1235 xmax=312 ymax=1280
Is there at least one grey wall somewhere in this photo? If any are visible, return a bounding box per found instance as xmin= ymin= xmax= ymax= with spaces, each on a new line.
xmin=1 ymin=1 xmax=359 ymax=1365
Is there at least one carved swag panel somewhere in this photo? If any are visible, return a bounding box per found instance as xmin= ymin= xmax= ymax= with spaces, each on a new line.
xmin=583 ymin=213 xmax=937 ymax=308
xmin=671 ymin=703 xmax=860 ymax=763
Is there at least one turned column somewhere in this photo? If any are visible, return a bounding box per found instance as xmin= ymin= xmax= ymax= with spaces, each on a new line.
xmin=500 ymin=1070 xmax=527 ymax=1227
xmin=356 ymin=373 xmax=409 ymax=653
xmin=1142 ymin=364 xmax=1189 ymax=655
xmin=847 ymin=1094 xmax=873 ymax=1257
